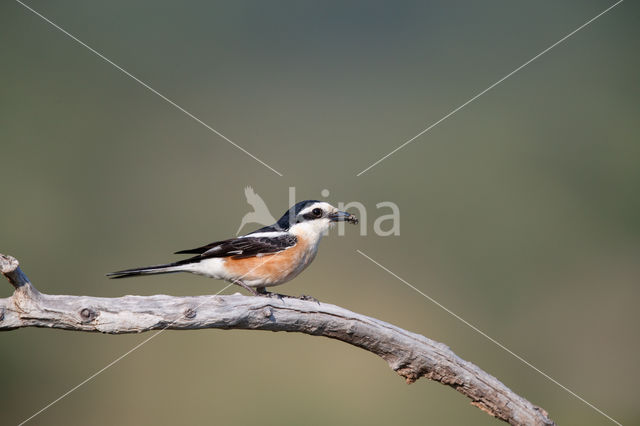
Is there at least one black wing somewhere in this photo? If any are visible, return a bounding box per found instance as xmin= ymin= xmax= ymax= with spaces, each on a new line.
xmin=174 ymin=234 xmax=297 ymax=259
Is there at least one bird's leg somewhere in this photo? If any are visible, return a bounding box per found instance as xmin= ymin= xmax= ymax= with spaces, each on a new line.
xmin=233 ymin=280 xmax=260 ymax=296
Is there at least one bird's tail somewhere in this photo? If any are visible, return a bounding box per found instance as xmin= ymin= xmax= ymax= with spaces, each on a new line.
xmin=107 ymin=260 xmax=192 ymax=279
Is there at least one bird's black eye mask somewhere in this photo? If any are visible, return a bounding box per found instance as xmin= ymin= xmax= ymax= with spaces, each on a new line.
xmin=302 ymin=207 xmax=324 ymax=221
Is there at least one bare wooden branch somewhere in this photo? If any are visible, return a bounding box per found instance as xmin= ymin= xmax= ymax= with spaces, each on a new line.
xmin=0 ymin=253 xmax=553 ymax=425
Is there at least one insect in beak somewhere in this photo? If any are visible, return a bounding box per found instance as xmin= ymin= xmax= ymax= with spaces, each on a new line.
xmin=328 ymin=211 xmax=358 ymax=224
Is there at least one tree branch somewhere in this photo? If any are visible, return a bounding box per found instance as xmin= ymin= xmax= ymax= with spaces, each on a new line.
xmin=0 ymin=253 xmax=553 ymax=425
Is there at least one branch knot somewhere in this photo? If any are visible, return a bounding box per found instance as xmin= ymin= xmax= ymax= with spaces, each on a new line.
xmin=80 ymin=308 xmax=97 ymax=322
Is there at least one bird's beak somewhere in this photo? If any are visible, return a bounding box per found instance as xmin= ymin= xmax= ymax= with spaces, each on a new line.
xmin=329 ymin=211 xmax=359 ymax=224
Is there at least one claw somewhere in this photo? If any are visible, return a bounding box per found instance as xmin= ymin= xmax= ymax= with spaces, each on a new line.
xmin=299 ymin=294 xmax=320 ymax=304
xmin=267 ymin=292 xmax=286 ymax=301
xmin=256 ymin=287 xmax=289 ymax=301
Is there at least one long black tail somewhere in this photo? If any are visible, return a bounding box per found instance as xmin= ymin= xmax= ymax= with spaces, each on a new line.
xmin=107 ymin=261 xmax=188 ymax=279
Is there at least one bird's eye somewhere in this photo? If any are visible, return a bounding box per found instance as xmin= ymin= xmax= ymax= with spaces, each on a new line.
xmin=312 ymin=208 xmax=323 ymax=218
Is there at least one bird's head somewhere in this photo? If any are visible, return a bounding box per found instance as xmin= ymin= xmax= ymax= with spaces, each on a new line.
xmin=276 ymin=200 xmax=358 ymax=238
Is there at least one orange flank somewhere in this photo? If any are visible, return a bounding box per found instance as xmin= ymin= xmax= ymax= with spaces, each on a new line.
xmin=223 ymin=236 xmax=313 ymax=286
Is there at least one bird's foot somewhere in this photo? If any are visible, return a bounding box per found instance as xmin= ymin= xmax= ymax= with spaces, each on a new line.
xmin=255 ymin=287 xmax=318 ymax=303
xmin=256 ymin=287 xmax=289 ymax=300
xmin=299 ymin=294 xmax=320 ymax=304
xmin=267 ymin=292 xmax=288 ymax=301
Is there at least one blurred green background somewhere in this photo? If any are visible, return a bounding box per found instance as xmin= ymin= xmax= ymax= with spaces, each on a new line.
xmin=1 ymin=1 xmax=638 ymax=424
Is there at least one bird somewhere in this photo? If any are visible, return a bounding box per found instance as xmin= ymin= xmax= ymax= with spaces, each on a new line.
xmin=235 ymin=186 xmax=276 ymax=235
xmin=107 ymin=200 xmax=359 ymax=297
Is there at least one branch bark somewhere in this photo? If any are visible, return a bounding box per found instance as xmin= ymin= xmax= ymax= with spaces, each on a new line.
xmin=0 ymin=253 xmax=553 ymax=425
